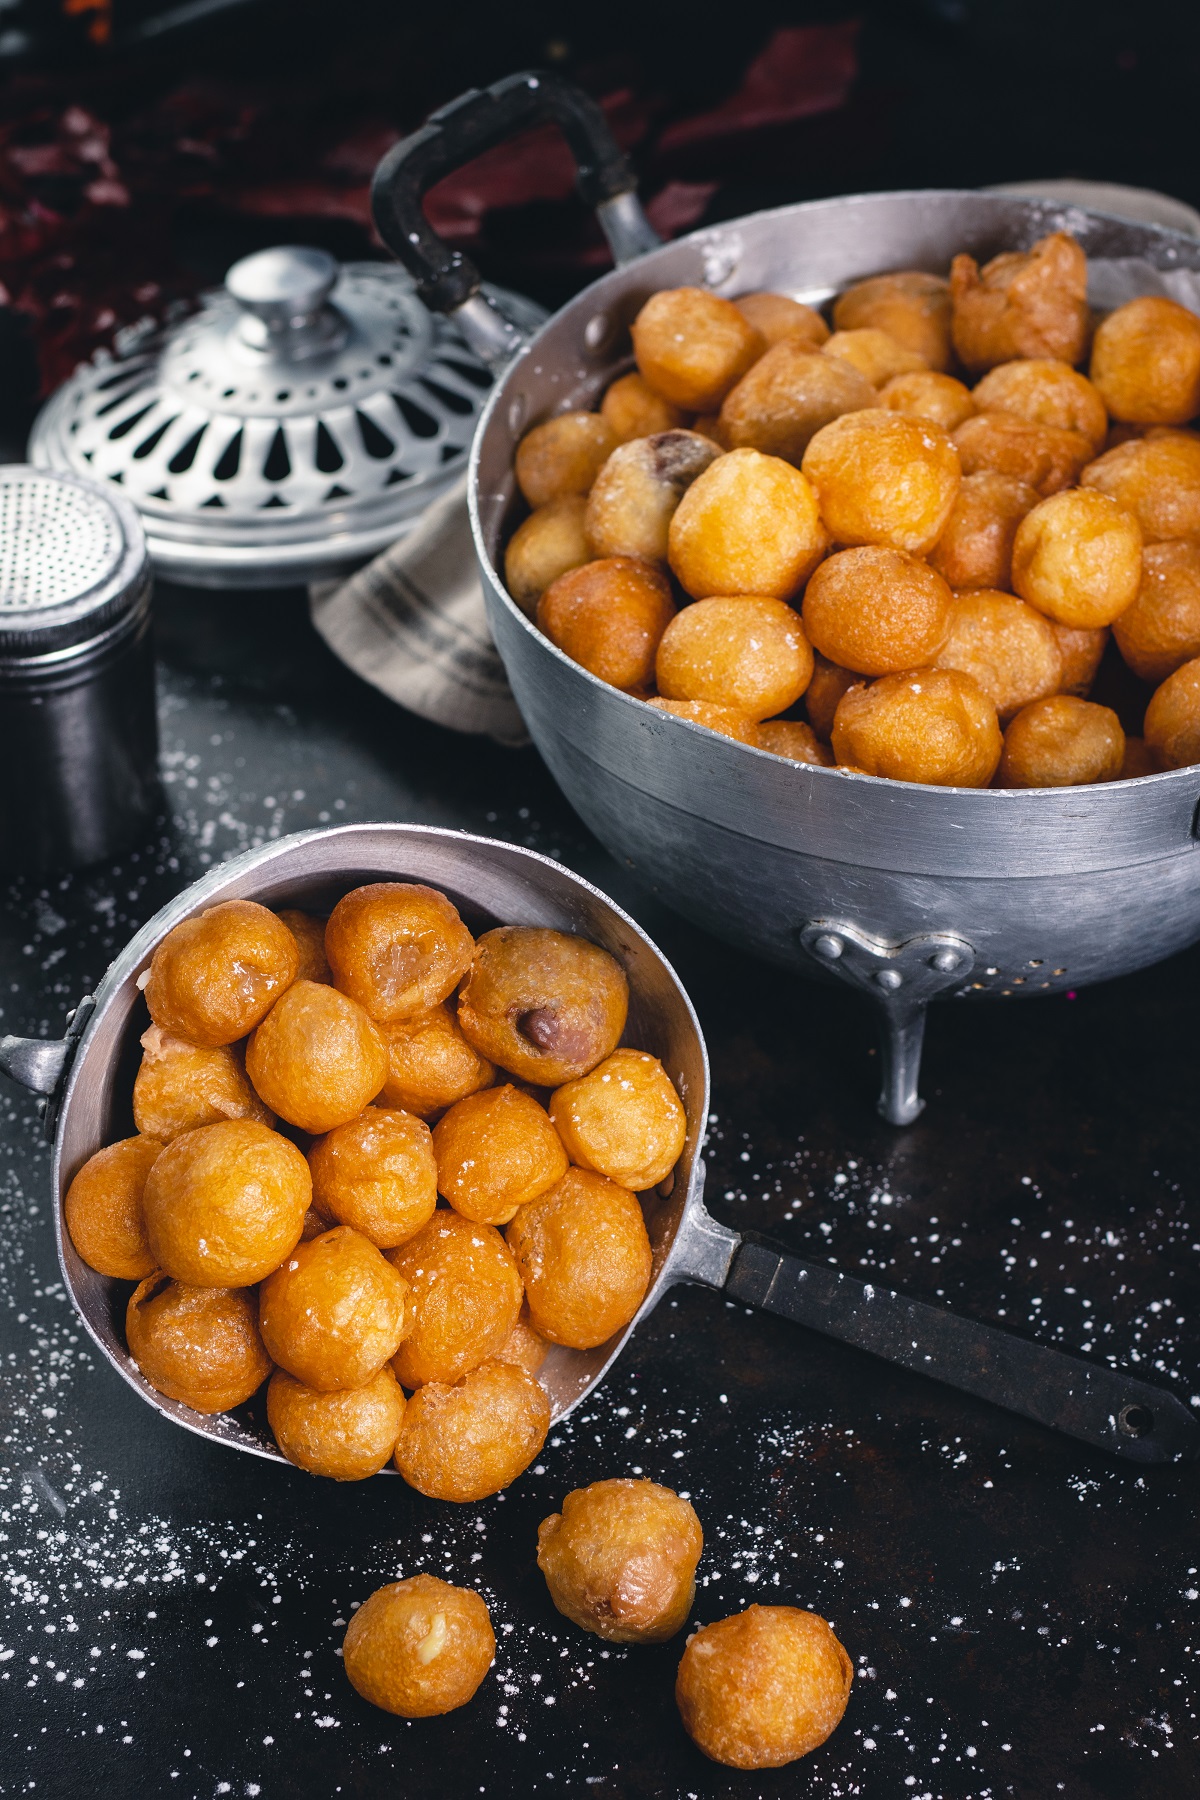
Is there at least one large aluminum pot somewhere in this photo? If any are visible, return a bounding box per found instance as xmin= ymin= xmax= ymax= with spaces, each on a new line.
xmin=371 ymin=75 xmax=1200 ymax=1124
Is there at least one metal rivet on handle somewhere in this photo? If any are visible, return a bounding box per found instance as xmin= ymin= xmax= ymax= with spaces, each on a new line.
xmin=814 ymin=933 xmax=844 ymax=961
xmin=875 ymin=968 xmax=903 ymax=991
xmin=931 ymin=950 xmax=961 ymax=973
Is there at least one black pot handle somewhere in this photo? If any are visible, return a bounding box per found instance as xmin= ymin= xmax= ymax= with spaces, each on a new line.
xmin=724 ymin=1232 xmax=1200 ymax=1466
xmin=371 ymin=69 xmax=660 ymax=328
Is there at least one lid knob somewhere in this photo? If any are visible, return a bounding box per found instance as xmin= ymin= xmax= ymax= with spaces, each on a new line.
xmin=225 ymin=246 xmax=345 ymax=357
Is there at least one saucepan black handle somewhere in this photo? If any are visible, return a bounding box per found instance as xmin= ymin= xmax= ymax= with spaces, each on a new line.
xmin=724 ymin=1234 xmax=1200 ymax=1465
xmin=372 ymin=69 xmax=653 ymax=313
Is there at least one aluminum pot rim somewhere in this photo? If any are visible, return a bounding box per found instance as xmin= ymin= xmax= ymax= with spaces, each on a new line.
xmin=49 ymin=822 xmax=712 ymax=1463
xmin=468 ymin=187 xmax=1198 ymax=804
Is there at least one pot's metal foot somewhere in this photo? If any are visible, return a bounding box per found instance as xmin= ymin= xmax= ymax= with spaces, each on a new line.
xmin=798 ymin=922 xmax=976 ymax=1126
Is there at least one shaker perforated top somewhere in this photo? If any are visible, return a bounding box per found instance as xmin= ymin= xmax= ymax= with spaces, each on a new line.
xmin=0 ymin=468 xmax=150 ymax=657
xmin=29 ymin=247 xmax=544 ymax=590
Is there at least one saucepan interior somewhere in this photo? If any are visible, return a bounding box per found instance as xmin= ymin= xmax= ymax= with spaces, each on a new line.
xmin=50 ymin=824 xmax=711 ymax=1463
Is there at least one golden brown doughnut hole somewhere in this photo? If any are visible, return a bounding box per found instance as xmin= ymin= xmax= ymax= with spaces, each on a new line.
xmin=389 ymin=1209 xmax=523 ymax=1389
xmin=928 ymin=471 xmax=1039 ymax=592
xmin=632 ymin=287 xmax=764 ymax=412
xmin=833 ymin=269 xmax=953 ymax=370
xmin=377 ymin=1003 xmax=494 ymax=1119
xmin=600 ymin=371 xmax=687 ymax=442
xmin=507 ymin=1167 xmax=652 ymax=1350
xmin=267 ymin=1365 xmax=405 ymax=1481
xmin=646 ymin=699 xmax=761 ymax=744
xmin=1089 ymin=295 xmax=1200 ymax=425
xmin=457 ymin=925 xmax=629 ymax=1088
xmin=802 ymin=409 xmax=960 ymax=556
xmin=308 ymin=1105 xmax=437 ymax=1249
xmin=144 ymin=899 xmax=299 ymax=1048
xmin=64 ymin=1135 xmax=160 ymax=1281
xmin=1144 ymin=657 xmax=1200 ymax=769
xmin=668 ymin=449 xmax=828 ymax=601
xmin=997 ymin=695 xmax=1125 ymax=787
xmin=934 ymin=590 xmax=1063 ymax=720
xmin=655 ymin=596 xmax=813 ymax=722
xmin=393 ymin=1359 xmax=550 ymax=1502
xmin=132 ymin=1027 xmax=273 ymax=1143
xmin=802 ymin=546 xmax=952 ymax=677
xmin=126 ymin=1274 xmax=271 ymax=1414
xmin=142 ymin=1117 xmax=310 ymax=1287
xmin=832 ymin=669 xmax=1002 ymax=787
xmin=756 ymin=720 xmax=835 ymax=765
xmin=325 ymin=882 xmax=475 ymax=1024
xmin=343 ymin=1576 xmax=495 ymax=1716
xmin=258 ymin=1225 xmax=412 ymax=1391
xmin=676 ymin=1605 xmax=853 ymax=1770
xmin=972 ymin=359 xmax=1107 ymax=450
xmin=1114 ymin=541 xmax=1200 ymax=683
xmin=735 ymin=291 xmax=830 ymax=349
xmin=1081 ymin=431 xmax=1200 ymax=543
xmin=1011 ymin=489 xmax=1143 ymax=628
xmin=950 ymin=232 xmax=1090 ymax=373
xmin=504 ymin=495 xmax=592 ymax=616
xmin=717 ymin=342 xmax=875 ymax=469
xmin=246 ymin=981 xmax=388 ymax=1135
xmin=538 ymin=1479 xmax=703 ymax=1644
xmin=538 ymin=557 xmax=676 ymax=694
xmin=549 ymin=1049 xmax=686 ymax=1192
xmin=433 ymin=1084 xmax=568 ymax=1227
xmin=514 ymin=412 xmax=617 ymax=508
xmin=878 ymin=370 xmax=976 ymax=433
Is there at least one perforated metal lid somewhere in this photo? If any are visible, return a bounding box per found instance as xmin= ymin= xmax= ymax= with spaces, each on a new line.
xmin=29 ymin=247 xmax=543 ymax=590
xmin=0 ymin=468 xmax=150 ymax=657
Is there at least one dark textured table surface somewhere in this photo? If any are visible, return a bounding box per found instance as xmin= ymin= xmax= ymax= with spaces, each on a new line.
xmin=1 ymin=585 xmax=1198 ymax=1799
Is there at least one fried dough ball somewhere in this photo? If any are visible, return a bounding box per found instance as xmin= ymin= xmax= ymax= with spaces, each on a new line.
xmin=755 ymin=720 xmax=835 ymax=765
xmin=600 ymin=371 xmax=687 ymax=442
xmin=389 ymin=1210 xmax=523 ymax=1388
xmin=343 ymin=1576 xmax=495 ymax=1717
xmin=1051 ymin=623 xmax=1109 ymax=696
xmin=493 ymin=1308 xmax=549 ymax=1375
xmin=377 ymin=1003 xmax=494 ymax=1119
xmin=276 ymin=910 xmax=332 ymax=985
xmin=537 ymin=1479 xmax=703 ymax=1644
xmin=433 ymin=1085 xmax=568 ymax=1226
xmin=142 ymin=1118 xmax=310 ymax=1287
xmin=879 ymin=369 xmax=976 ymax=432
xmin=514 ymin=412 xmax=618 ymax=508
xmin=802 ymin=547 xmax=952 ymax=676
xmin=126 ymin=1274 xmax=271 ymax=1413
xmin=507 ymin=1168 xmax=652 ymax=1349
xmin=717 ymin=343 xmax=876 ymax=468
xmin=822 ymin=327 xmax=927 ymax=387
xmin=1080 ymin=431 xmax=1200 ymax=542
xmin=1114 ymin=541 xmax=1200 ymax=682
xmin=833 ymin=269 xmax=953 ymax=370
xmin=805 ymin=652 xmax=859 ymax=739
xmin=735 ymin=291 xmax=829 ymax=349
xmin=676 ymin=1606 xmax=853 ymax=1770
xmin=267 ymin=1365 xmax=405 ymax=1480
xmin=549 ymin=1050 xmax=686 ymax=1192
xmin=246 ymin=981 xmax=387 ymax=1135
xmin=832 ymin=669 xmax=1002 ymax=786
xmin=457 ymin=926 xmax=628 ymax=1088
xmin=645 ymin=699 xmax=761 ymax=744
xmin=1089 ymin=295 xmax=1200 ymax=425
xmin=950 ymin=231 xmax=1090 ymax=373
xmin=952 ymin=413 xmax=1093 ymax=497
xmin=1011 ymin=489 xmax=1143 ymax=627
xmin=972 ymin=359 xmax=1107 ymax=450
xmin=668 ymin=449 xmax=828 ymax=600
xmin=584 ymin=430 xmax=719 ymax=565
xmin=132 ymin=1026 xmax=273 ymax=1143
xmin=308 ymin=1106 xmax=437 ymax=1249
xmin=538 ymin=558 xmax=676 ymax=694
xmin=1144 ymin=656 xmax=1200 ymax=768
xmin=259 ymin=1226 xmax=411 ymax=1391
xmin=325 ymin=882 xmax=475 ymax=1025
xmin=935 ymin=590 xmax=1062 ymax=719
xmin=632 ymin=288 xmax=764 ymax=412
xmin=504 ymin=496 xmax=591 ymax=616
xmin=997 ymin=695 xmax=1125 ymax=787
xmin=144 ymin=900 xmax=299 ymax=1049
xmin=655 ymin=596 xmax=813 ymax=721
xmin=928 ymin=471 xmax=1039 ymax=591
xmin=394 ymin=1359 xmax=550 ymax=1501
xmin=1119 ymin=736 xmax=1157 ymax=779
xmin=802 ymin=409 xmax=960 ymax=555
xmin=64 ymin=1135 xmax=160 ymax=1281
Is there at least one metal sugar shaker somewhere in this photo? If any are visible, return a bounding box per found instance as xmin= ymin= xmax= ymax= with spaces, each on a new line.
xmin=0 ymin=467 xmax=159 ymax=873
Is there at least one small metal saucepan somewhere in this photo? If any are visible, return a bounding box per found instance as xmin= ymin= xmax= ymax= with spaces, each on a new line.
xmin=0 ymin=824 xmax=1195 ymax=1467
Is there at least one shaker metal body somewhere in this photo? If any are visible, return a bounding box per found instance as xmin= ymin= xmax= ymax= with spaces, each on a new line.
xmin=0 ymin=468 xmax=158 ymax=873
